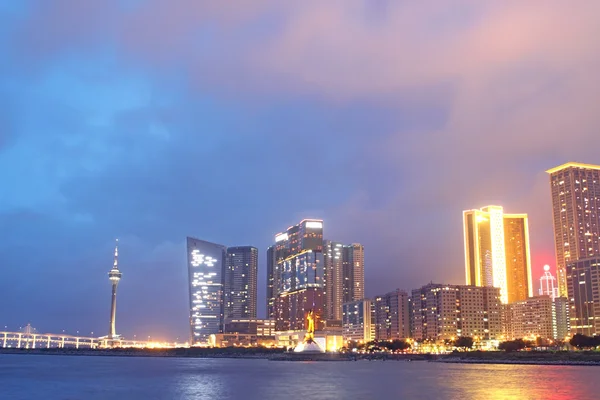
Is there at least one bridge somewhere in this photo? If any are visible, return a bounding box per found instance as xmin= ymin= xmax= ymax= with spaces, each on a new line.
xmin=1 ymin=325 xmax=171 ymax=349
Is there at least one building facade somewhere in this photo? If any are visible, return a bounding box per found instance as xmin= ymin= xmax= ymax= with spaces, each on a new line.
xmin=547 ymin=162 xmax=600 ymax=297
xmin=342 ymin=299 xmax=375 ymax=342
xmin=553 ymin=297 xmax=570 ymax=340
xmin=323 ymin=241 xmax=365 ymax=324
xmin=224 ymin=246 xmax=258 ymax=320
xmin=373 ymin=289 xmax=410 ymax=340
xmin=266 ymin=245 xmax=276 ymax=320
xmin=504 ymin=296 xmax=554 ymax=340
xmin=566 ymin=257 xmax=600 ymax=336
xmin=539 ymin=265 xmax=560 ymax=300
xmin=324 ymin=241 xmax=344 ymax=322
xmin=272 ymin=219 xmax=325 ymax=331
xmin=187 ymin=237 xmax=227 ymax=344
xmin=411 ymin=284 xmax=502 ymax=342
xmin=223 ymin=319 xmax=276 ymax=337
xmin=276 ymin=287 xmax=325 ymax=331
xmin=463 ymin=206 xmax=532 ymax=304
xmin=343 ymin=244 xmax=365 ymax=303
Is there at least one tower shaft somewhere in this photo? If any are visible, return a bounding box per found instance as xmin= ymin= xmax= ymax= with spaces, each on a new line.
xmin=109 ymin=283 xmax=118 ymax=338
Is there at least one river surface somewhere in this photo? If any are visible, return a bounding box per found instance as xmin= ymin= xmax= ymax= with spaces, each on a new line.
xmin=1 ymin=354 xmax=599 ymax=400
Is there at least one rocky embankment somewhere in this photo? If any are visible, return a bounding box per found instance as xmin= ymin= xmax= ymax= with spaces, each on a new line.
xmin=435 ymin=351 xmax=600 ymax=366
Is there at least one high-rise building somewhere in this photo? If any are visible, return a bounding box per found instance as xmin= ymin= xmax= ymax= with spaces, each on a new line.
xmin=272 ymin=219 xmax=324 ymax=331
xmin=463 ymin=206 xmax=532 ymax=304
xmin=342 ymin=299 xmax=375 ymax=342
xmin=539 ymin=265 xmax=559 ymax=300
xmin=566 ymin=257 xmax=600 ymax=336
xmin=411 ymin=284 xmax=502 ymax=342
xmin=266 ymin=245 xmax=276 ymax=320
xmin=373 ymin=289 xmax=410 ymax=340
xmin=107 ymin=239 xmax=122 ymax=340
xmin=187 ymin=237 xmax=226 ymax=344
xmin=224 ymin=246 xmax=258 ymax=320
xmin=343 ymin=244 xmax=365 ymax=303
xmin=324 ymin=241 xmax=344 ymax=322
xmin=547 ymin=162 xmax=600 ymax=297
xmin=553 ymin=297 xmax=570 ymax=340
xmin=323 ymin=241 xmax=365 ymax=323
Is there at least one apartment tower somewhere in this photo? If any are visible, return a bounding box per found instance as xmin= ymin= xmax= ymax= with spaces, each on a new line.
xmin=547 ymin=162 xmax=600 ymax=297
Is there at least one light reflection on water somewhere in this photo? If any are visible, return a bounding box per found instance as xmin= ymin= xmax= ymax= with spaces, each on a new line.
xmin=0 ymin=355 xmax=598 ymax=400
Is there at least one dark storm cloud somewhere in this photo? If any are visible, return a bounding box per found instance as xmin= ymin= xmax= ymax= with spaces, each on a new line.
xmin=1 ymin=0 xmax=600 ymax=339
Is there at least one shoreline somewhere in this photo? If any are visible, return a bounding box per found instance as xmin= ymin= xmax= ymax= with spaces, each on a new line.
xmin=433 ymin=358 xmax=600 ymax=366
xmin=2 ymin=348 xmax=600 ymax=366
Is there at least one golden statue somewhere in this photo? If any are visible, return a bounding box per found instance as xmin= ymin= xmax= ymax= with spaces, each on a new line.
xmin=304 ymin=309 xmax=315 ymax=343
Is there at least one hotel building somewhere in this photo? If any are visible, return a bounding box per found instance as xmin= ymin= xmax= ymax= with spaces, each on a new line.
xmin=547 ymin=162 xmax=600 ymax=297
xmin=463 ymin=206 xmax=533 ymax=304
xmin=373 ymin=289 xmax=410 ymax=340
xmin=187 ymin=237 xmax=227 ymax=344
xmin=272 ymin=219 xmax=325 ymax=331
xmin=411 ymin=284 xmax=503 ymax=342
xmin=566 ymin=257 xmax=600 ymax=336
xmin=224 ymin=246 xmax=258 ymax=320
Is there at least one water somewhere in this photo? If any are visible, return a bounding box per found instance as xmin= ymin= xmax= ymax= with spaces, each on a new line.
xmin=1 ymin=354 xmax=599 ymax=400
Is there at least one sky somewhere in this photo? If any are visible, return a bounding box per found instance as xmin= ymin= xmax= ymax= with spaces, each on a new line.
xmin=1 ymin=1 xmax=600 ymax=341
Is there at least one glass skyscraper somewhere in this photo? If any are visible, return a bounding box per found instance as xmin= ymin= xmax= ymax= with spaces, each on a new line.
xmin=547 ymin=162 xmax=600 ymax=297
xmin=224 ymin=246 xmax=258 ymax=320
xmin=187 ymin=237 xmax=226 ymax=344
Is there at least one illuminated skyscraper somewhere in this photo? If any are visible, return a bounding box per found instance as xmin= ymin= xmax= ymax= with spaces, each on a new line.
xmin=324 ymin=241 xmax=344 ymax=322
xmin=108 ymin=239 xmax=122 ymax=339
xmin=224 ymin=246 xmax=258 ymax=320
xmin=463 ymin=206 xmax=532 ymax=304
xmin=266 ymin=245 xmax=276 ymax=319
xmin=187 ymin=237 xmax=226 ymax=344
xmin=343 ymin=243 xmax=365 ymax=303
xmin=320 ymin=241 xmax=366 ymax=324
xmin=566 ymin=257 xmax=600 ymax=336
xmin=272 ymin=219 xmax=324 ymax=331
xmin=547 ymin=162 xmax=600 ymax=297
xmin=539 ymin=265 xmax=559 ymax=300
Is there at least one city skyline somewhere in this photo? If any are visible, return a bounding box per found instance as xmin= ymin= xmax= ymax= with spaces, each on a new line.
xmin=2 ymin=2 xmax=600 ymax=342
